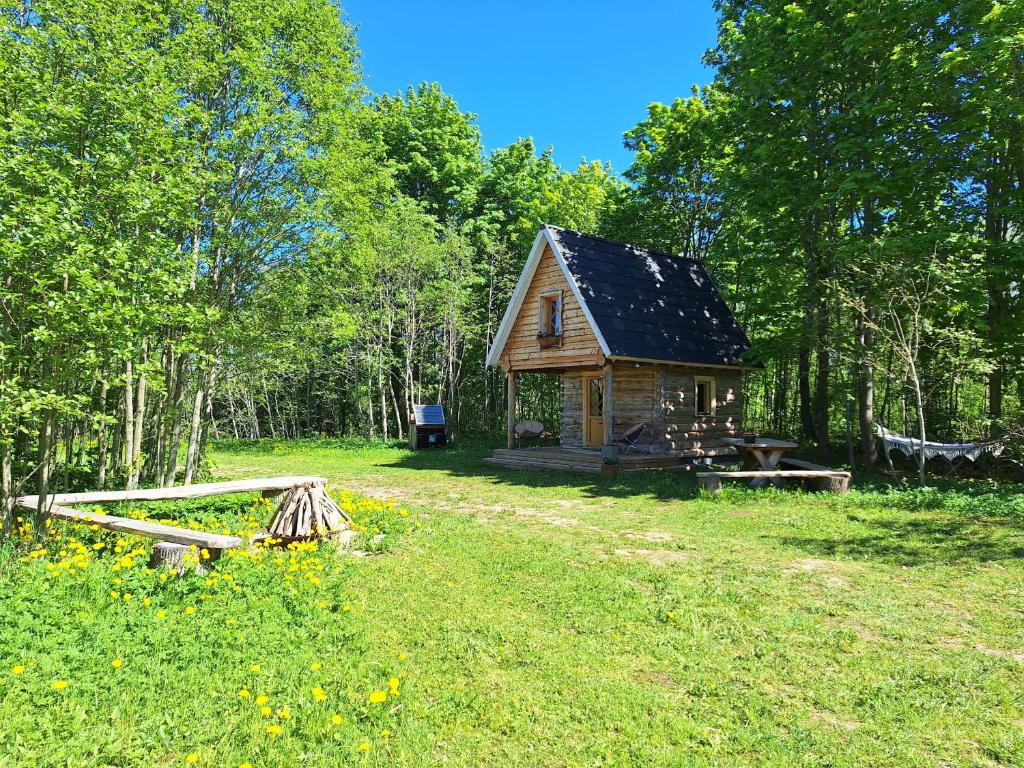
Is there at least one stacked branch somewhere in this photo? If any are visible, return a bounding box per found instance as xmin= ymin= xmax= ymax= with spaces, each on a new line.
xmin=267 ymin=482 xmax=352 ymax=541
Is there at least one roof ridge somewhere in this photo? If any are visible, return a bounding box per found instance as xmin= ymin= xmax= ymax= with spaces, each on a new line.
xmin=543 ymin=223 xmax=701 ymax=263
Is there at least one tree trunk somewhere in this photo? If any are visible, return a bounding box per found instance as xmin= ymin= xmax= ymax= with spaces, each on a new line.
xmin=909 ymin=360 xmax=928 ymax=489
xmin=35 ymin=410 xmax=55 ymax=523
xmin=123 ymin=359 xmax=136 ymax=486
xmin=1 ymin=440 xmax=12 ymax=538
xmin=128 ymin=358 xmax=147 ymax=490
xmin=183 ymin=377 xmax=205 ymax=485
xmin=855 ymin=310 xmax=877 ymax=466
xmin=162 ymin=354 xmax=189 ymax=487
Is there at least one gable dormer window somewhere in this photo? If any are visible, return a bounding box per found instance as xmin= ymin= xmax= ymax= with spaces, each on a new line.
xmin=537 ymin=290 xmax=563 ymax=348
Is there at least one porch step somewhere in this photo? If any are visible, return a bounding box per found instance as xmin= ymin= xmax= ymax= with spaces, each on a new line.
xmin=483 ymin=457 xmax=609 ymax=475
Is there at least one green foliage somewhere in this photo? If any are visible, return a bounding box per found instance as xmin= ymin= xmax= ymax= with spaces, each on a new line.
xmin=0 ymin=489 xmax=416 ymax=766
xmin=372 ymin=82 xmax=484 ymax=225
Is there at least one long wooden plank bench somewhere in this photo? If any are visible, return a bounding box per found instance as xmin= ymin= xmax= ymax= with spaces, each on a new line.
xmin=697 ymin=469 xmax=851 ymax=494
xmin=778 ymin=457 xmax=833 ymax=472
xmin=15 ymin=476 xmax=328 ymax=559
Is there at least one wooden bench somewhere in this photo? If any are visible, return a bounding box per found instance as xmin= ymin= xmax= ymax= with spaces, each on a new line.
xmin=15 ymin=476 xmax=328 ymax=564
xmin=697 ymin=469 xmax=851 ymax=494
xmin=778 ymin=457 xmax=833 ymax=472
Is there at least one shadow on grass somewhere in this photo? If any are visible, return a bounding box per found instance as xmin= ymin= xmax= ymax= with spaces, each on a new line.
xmin=380 ymin=440 xmax=704 ymax=502
xmin=778 ymin=514 xmax=1024 ymax=566
xmin=389 ymin=441 xmax=1024 ymax=566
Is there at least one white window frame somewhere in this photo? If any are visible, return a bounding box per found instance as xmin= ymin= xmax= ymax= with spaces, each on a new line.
xmin=694 ymin=375 xmax=716 ymax=416
xmin=537 ymin=289 xmax=563 ymax=338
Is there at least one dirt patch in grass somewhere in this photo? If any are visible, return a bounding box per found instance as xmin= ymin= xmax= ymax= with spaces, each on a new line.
xmin=811 ymin=709 xmax=860 ymax=732
xmin=825 ymin=616 xmax=884 ymax=643
xmin=514 ymin=507 xmax=604 ymax=531
xmin=725 ymin=508 xmax=761 ymax=518
xmin=612 ymin=547 xmax=689 ymax=566
xmin=936 ymin=637 xmax=1024 ymax=664
xmin=783 ymin=558 xmax=851 ymax=588
xmin=641 ymin=670 xmax=680 ymax=689
xmin=622 ymin=530 xmax=673 ymax=542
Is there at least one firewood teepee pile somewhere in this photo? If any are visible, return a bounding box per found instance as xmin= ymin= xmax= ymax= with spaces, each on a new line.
xmin=266 ymin=482 xmax=353 ymax=541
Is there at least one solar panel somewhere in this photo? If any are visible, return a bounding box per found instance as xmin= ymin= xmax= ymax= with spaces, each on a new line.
xmin=413 ymin=404 xmax=446 ymax=426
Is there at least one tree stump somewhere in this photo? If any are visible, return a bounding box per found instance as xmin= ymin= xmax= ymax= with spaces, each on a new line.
xmin=148 ymin=541 xmax=216 ymax=574
xmin=698 ymin=475 xmax=723 ymax=494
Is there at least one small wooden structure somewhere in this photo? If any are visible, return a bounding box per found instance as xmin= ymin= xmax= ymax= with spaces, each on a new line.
xmin=15 ymin=476 xmax=338 ymax=566
xmin=266 ymin=481 xmax=352 ymax=541
xmin=409 ymin=404 xmax=448 ymax=449
xmin=485 ymin=226 xmax=759 ymax=471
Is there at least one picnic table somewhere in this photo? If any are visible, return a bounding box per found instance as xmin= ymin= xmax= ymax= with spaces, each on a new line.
xmin=723 ymin=437 xmax=800 ymax=488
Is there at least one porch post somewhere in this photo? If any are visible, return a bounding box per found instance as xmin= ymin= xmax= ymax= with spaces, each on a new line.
xmin=603 ymin=364 xmax=614 ymax=446
xmin=506 ymin=370 xmax=518 ymax=449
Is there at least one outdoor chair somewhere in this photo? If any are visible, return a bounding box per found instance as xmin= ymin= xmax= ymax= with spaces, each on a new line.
xmin=614 ymin=423 xmax=651 ymax=455
xmin=514 ymin=420 xmax=545 ymax=448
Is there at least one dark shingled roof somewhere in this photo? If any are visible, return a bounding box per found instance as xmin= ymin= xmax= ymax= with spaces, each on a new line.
xmin=546 ymin=225 xmax=753 ymax=367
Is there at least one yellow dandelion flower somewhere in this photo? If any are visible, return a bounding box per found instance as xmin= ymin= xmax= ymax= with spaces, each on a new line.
xmin=359 ymin=742 xmax=370 ymax=752
xmin=239 ymin=689 xmax=251 ymax=699
xmin=142 ymin=597 xmax=152 ymax=607
xmin=276 ymin=707 xmax=290 ymax=720
xmin=111 ymin=659 xmax=123 ymax=669
xmin=310 ymin=662 xmax=321 ymax=671
xmin=92 ymin=542 xmax=104 ymax=550
xmin=265 ymin=724 xmax=282 ymax=737
xmin=368 ymin=690 xmax=387 ymax=704
xmin=260 ymin=706 xmax=273 ymax=717
xmin=342 ymin=603 xmax=352 ymax=612
xmin=184 ymin=606 xmax=196 ymax=615
xmin=250 ymin=664 xmax=261 ymax=673
xmin=155 ymin=609 xmax=167 ymax=619
xmin=185 ymin=754 xmax=199 ymax=764
xmin=381 ymin=729 xmax=390 ymax=737
xmin=11 ymin=664 xmax=26 ymax=675
xmin=52 ymin=679 xmax=68 ymax=690
xmin=388 ymin=677 xmax=400 ymax=690
xmin=255 ymin=694 xmax=269 ymax=705
xmin=239 ymin=763 xmax=253 ymax=768
xmin=311 ymin=686 xmax=327 ymax=702
xmin=331 ymin=714 xmax=344 ymax=726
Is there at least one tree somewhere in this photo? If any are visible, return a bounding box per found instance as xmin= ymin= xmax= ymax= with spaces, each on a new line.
xmin=612 ymin=90 xmax=726 ymax=259
xmin=372 ymin=82 xmax=484 ymax=226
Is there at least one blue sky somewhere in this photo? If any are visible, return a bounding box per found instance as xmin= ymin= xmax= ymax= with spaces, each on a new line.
xmin=343 ymin=0 xmax=720 ymax=174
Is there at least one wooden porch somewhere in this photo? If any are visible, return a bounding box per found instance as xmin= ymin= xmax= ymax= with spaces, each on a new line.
xmin=484 ymin=447 xmax=683 ymax=475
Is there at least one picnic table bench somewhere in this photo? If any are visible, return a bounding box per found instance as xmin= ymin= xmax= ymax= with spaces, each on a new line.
xmin=16 ymin=476 xmax=328 ymax=561
xmin=697 ymin=469 xmax=851 ymax=494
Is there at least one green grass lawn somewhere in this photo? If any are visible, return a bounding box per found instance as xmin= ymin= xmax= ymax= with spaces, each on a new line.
xmin=3 ymin=440 xmax=1023 ymax=767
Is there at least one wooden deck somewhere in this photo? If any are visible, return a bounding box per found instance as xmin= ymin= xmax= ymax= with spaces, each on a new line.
xmin=484 ymin=447 xmax=683 ymax=475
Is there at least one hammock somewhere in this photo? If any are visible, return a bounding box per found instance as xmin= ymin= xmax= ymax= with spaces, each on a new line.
xmin=876 ymin=424 xmax=1004 ymax=462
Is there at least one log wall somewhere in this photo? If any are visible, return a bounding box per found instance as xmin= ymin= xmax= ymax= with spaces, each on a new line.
xmin=658 ymin=366 xmax=742 ymax=456
xmin=557 ymin=363 xmax=743 ymax=455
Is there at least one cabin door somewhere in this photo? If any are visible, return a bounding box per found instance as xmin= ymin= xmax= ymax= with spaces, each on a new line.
xmin=584 ymin=375 xmax=605 ymax=447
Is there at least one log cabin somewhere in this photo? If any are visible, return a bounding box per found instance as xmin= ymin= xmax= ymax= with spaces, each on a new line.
xmin=485 ymin=225 xmax=756 ymax=470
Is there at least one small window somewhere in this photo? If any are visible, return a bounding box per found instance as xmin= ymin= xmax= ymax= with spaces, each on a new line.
xmin=695 ymin=376 xmax=716 ymax=416
xmin=537 ymin=291 xmax=562 ymax=346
